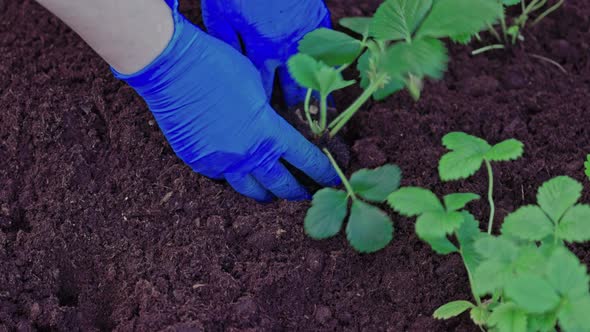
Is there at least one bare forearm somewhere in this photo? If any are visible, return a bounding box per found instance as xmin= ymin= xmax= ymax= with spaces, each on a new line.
xmin=35 ymin=0 xmax=174 ymax=74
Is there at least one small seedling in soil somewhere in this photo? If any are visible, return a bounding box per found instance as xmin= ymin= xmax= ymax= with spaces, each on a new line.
xmin=585 ymin=154 xmax=590 ymax=181
xmin=472 ymin=0 xmax=565 ymax=55
xmin=388 ymin=135 xmax=590 ymax=332
xmin=288 ymin=0 xmax=501 ymax=138
xmin=304 ymin=149 xmax=401 ymax=253
xmin=439 ymin=132 xmax=524 ymax=234
xmin=438 ymin=132 xmax=524 ymax=234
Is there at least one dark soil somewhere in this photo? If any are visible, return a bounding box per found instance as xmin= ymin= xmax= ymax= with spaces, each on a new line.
xmin=2 ymin=0 xmax=590 ymax=331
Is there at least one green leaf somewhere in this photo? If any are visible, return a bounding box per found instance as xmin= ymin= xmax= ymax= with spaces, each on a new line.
xmin=444 ymin=193 xmax=480 ymax=212
xmin=433 ymin=300 xmax=474 ymax=320
xmin=470 ymin=306 xmax=489 ymax=326
xmin=501 ymin=205 xmax=554 ymax=241
xmin=304 ymin=188 xmax=349 ymax=239
xmin=424 ymin=236 xmax=459 ymax=255
xmin=556 ymin=204 xmax=590 ymax=243
xmin=339 ymin=17 xmax=372 ymax=36
xmin=350 ymin=164 xmax=402 ymax=203
xmin=370 ymin=0 xmax=433 ymax=41
xmin=357 ymin=50 xmax=405 ymax=101
xmin=415 ymin=0 xmax=502 ymax=40
xmin=507 ymin=25 xmax=520 ymax=38
xmin=488 ymin=303 xmax=527 ymax=332
xmin=441 ymin=211 xmax=466 ymax=234
xmin=442 ymin=132 xmax=492 ymax=152
xmin=371 ymin=80 xmax=405 ymax=101
xmin=474 ymin=235 xmax=519 ymax=262
xmin=546 ymin=247 xmax=589 ymax=299
xmin=388 ymin=187 xmax=444 ymax=217
xmin=382 ymin=38 xmax=448 ymax=81
xmin=287 ymin=53 xmax=322 ymax=90
xmin=287 ymin=54 xmax=355 ymax=95
xmin=439 ymin=150 xmax=486 ymax=181
xmin=537 ymin=176 xmax=582 ymax=222
xmin=474 ymin=260 xmax=512 ymax=295
xmin=528 ymin=313 xmax=557 ymax=332
xmin=450 ymin=33 xmax=473 ymax=45
xmin=584 ymin=155 xmax=590 ymax=180
xmin=346 ymin=201 xmax=393 ymax=253
xmin=486 ymin=139 xmax=524 ymax=162
xmin=505 ymin=274 xmax=560 ymax=314
xmin=298 ymin=28 xmax=363 ymax=66
xmin=557 ymin=295 xmax=590 ymax=332
xmin=416 ymin=210 xmax=463 ymax=240
xmin=512 ymin=245 xmax=546 ymax=274
xmin=456 ymin=212 xmax=483 ymax=274
xmin=456 ymin=211 xmax=482 ymax=246
xmin=439 ymin=132 xmax=491 ymax=181
xmin=416 ymin=211 xmax=447 ymax=240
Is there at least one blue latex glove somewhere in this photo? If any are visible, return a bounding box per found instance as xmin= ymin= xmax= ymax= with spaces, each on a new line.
xmin=201 ymin=0 xmax=332 ymax=107
xmin=112 ymin=1 xmax=339 ymax=202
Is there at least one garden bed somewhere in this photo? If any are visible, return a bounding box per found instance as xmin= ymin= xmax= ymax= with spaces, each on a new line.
xmin=1 ymin=0 xmax=590 ymax=330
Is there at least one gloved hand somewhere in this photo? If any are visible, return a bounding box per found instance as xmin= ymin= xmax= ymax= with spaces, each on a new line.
xmin=201 ymin=0 xmax=332 ymax=107
xmin=113 ymin=1 xmax=339 ymax=202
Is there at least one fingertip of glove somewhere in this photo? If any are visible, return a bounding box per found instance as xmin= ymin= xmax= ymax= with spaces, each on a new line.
xmin=326 ymin=176 xmax=342 ymax=188
xmin=297 ymin=192 xmax=313 ymax=201
xmin=254 ymin=192 xmax=275 ymax=204
xmin=319 ymin=165 xmax=341 ymax=188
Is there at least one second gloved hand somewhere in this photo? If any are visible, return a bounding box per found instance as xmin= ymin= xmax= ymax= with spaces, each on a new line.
xmin=113 ymin=2 xmax=339 ymax=202
xmin=201 ymin=0 xmax=332 ymax=107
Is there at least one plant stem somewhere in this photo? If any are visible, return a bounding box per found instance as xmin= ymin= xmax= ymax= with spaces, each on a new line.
xmin=487 ymin=24 xmax=502 ymax=43
xmin=472 ymin=44 xmax=505 ymax=55
xmin=319 ymin=94 xmax=328 ymax=132
xmin=520 ymin=0 xmax=540 ymax=26
xmin=323 ymin=148 xmax=357 ymax=200
xmin=511 ymin=29 xmax=519 ymax=45
xmin=303 ymin=88 xmax=318 ymax=135
xmin=532 ymin=0 xmax=563 ymax=26
xmin=337 ymin=62 xmax=353 ymax=73
xmin=328 ymin=76 xmax=386 ymax=137
xmin=485 ymin=159 xmax=495 ymax=235
xmin=527 ymin=53 xmax=567 ymax=74
xmin=499 ymin=8 xmax=509 ymax=43
xmin=461 ymin=249 xmax=482 ymax=306
xmin=528 ymin=0 xmax=547 ymax=13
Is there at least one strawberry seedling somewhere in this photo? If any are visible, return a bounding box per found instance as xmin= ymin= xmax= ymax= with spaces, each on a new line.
xmin=388 ymin=134 xmax=590 ymax=331
xmin=288 ymin=0 xmax=501 ymax=137
xmin=472 ymin=0 xmax=565 ymax=55
xmin=304 ymin=149 xmax=401 ymax=253
xmin=439 ymin=132 xmax=524 ymax=234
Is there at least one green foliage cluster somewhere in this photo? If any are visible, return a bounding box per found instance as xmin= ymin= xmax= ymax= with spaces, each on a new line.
xmin=388 ymin=132 xmax=590 ymax=331
xmin=287 ymin=0 xmax=501 ymax=137
xmin=305 ymin=149 xmax=401 ymax=253
xmin=439 ymin=132 xmax=524 ymax=234
xmin=473 ymin=0 xmax=565 ymax=55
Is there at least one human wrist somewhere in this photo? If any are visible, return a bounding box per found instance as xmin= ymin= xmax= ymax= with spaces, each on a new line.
xmin=111 ymin=12 xmax=204 ymax=106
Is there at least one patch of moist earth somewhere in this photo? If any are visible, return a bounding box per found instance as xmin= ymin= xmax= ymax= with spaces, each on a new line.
xmin=1 ymin=0 xmax=590 ymax=331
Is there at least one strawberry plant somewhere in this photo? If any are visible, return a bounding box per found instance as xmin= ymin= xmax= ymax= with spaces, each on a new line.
xmin=439 ymin=132 xmax=524 ymax=234
xmin=287 ymin=0 xmax=501 ymax=137
xmin=388 ymin=133 xmax=590 ymax=331
xmin=472 ymin=0 xmax=565 ymax=55
xmin=304 ymin=149 xmax=401 ymax=253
